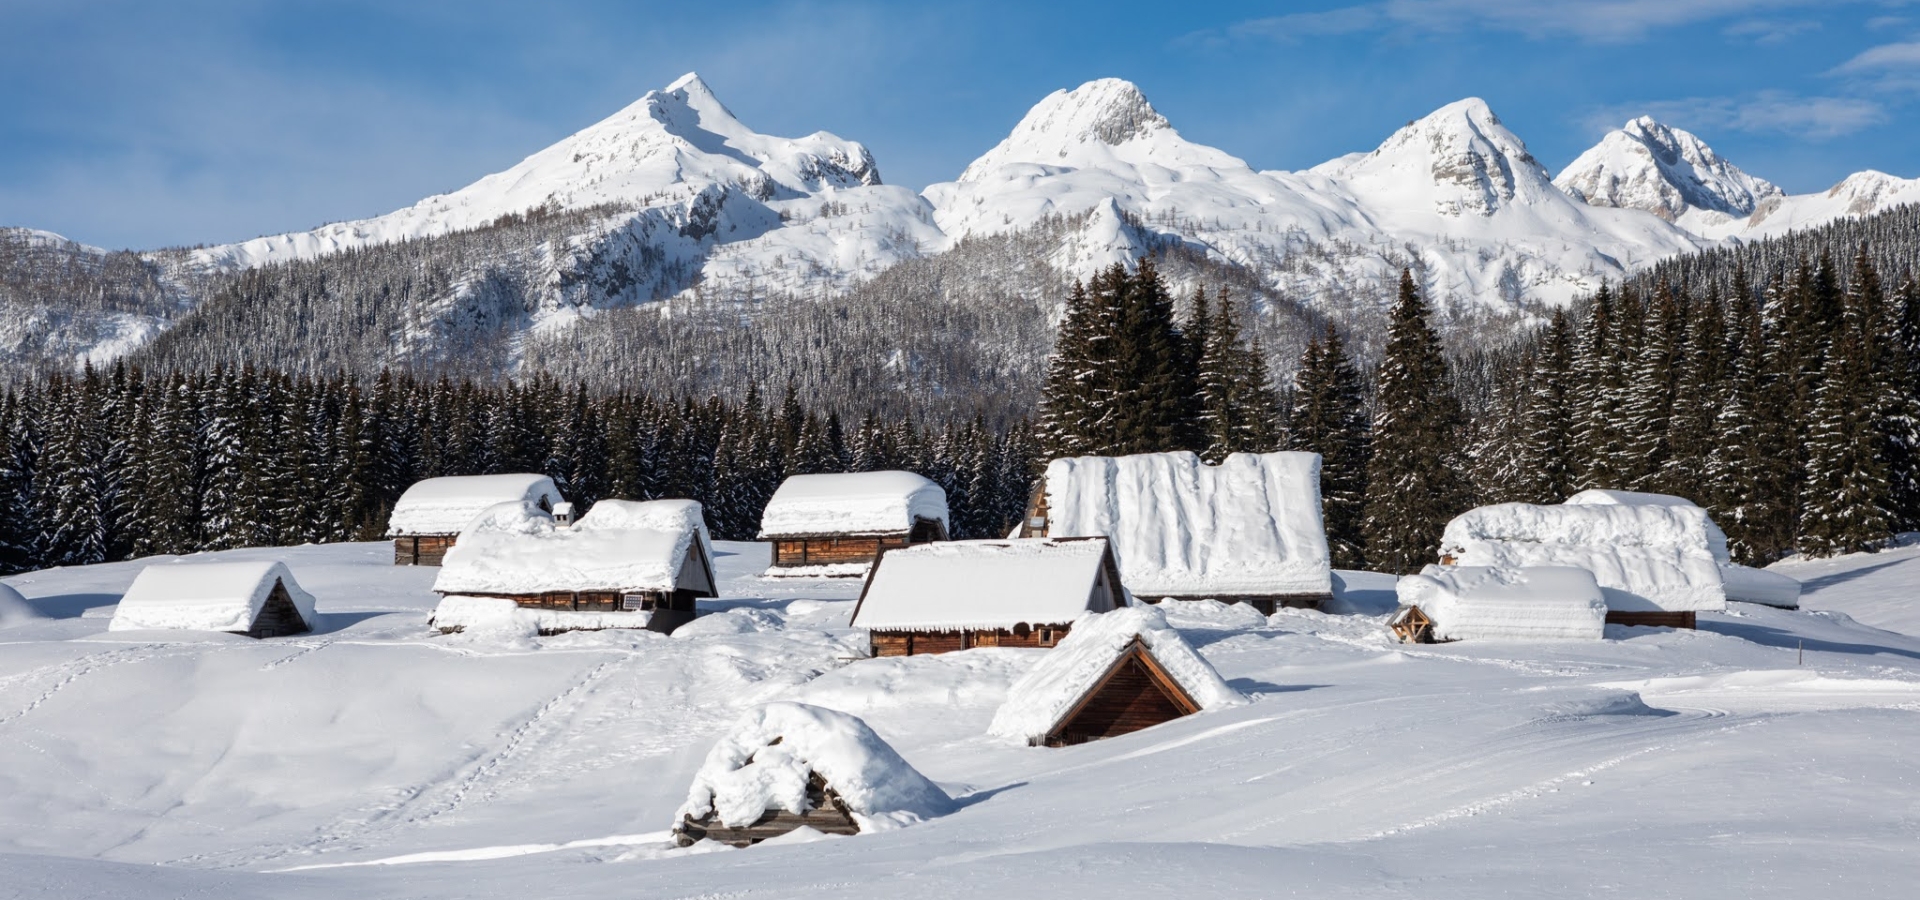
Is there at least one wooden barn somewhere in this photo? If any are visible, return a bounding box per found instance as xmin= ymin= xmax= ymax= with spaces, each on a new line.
xmin=1391 ymin=565 xmax=1608 ymax=643
xmin=674 ymin=702 xmax=954 ymax=847
xmin=848 ymin=537 xmax=1125 ymax=657
xmin=1441 ymin=502 xmax=1727 ymax=629
xmin=109 ymin=561 xmax=317 ymax=638
xmin=1021 ymin=451 xmax=1333 ymax=613
xmin=386 ymin=474 xmax=563 ymax=566
xmin=757 ymin=471 xmax=949 ymax=575
xmin=986 ymin=605 xmax=1248 ymax=747
xmin=430 ymin=498 xmax=716 ymax=635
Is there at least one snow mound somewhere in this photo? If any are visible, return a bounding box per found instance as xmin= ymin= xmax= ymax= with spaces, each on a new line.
xmin=428 ymin=595 xmax=653 ymax=636
xmin=677 ymin=702 xmax=954 ymax=832
xmin=987 ymin=605 xmax=1247 ymax=745
xmin=1443 ymin=503 xmax=1727 ymax=613
xmin=671 ymin=608 xmax=786 ymax=639
xmin=1396 ymin=566 xmax=1607 ymax=642
xmin=1042 ymin=451 xmax=1331 ymax=597
xmin=0 ymin=583 xmax=44 ymax=627
xmin=109 ymin=561 xmax=316 ymax=634
xmin=1561 ymin=489 xmax=1731 ymax=562
xmin=434 ymin=500 xmax=705 ymax=595
xmin=1561 ymin=489 xmax=1797 ymax=606
xmin=850 ymin=538 xmax=1121 ymax=632
xmin=386 ymin=474 xmax=562 ymax=536
xmin=758 ymin=471 xmax=949 ymax=539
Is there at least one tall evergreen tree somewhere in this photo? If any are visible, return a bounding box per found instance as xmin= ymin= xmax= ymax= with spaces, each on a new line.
xmin=1361 ymin=271 xmax=1467 ymax=573
xmin=1288 ymin=324 xmax=1370 ymax=568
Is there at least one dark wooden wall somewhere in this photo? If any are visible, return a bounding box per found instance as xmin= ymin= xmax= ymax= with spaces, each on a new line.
xmin=1047 ymin=652 xmax=1192 ymax=747
xmin=393 ymin=534 xmax=456 ymax=566
xmin=243 ymin=582 xmax=312 ymax=639
xmin=1605 ymin=610 xmax=1697 ymax=629
xmin=869 ymin=625 xmax=1068 ymax=657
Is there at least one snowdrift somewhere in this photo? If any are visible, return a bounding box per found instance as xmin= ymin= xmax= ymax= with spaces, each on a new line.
xmin=1395 ymin=566 xmax=1607 ymax=642
xmin=1442 ymin=503 xmax=1726 ymax=613
xmin=1041 ymin=451 xmax=1331 ymax=598
xmin=109 ymin=561 xmax=316 ymax=634
xmin=0 ymin=583 xmax=42 ymax=627
xmin=757 ymin=471 xmax=949 ymax=539
xmin=676 ymin=702 xmax=954 ymax=836
xmin=386 ymin=474 xmax=563 ymax=536
xmin=987 ymin=605 xmax=1246 ymax=745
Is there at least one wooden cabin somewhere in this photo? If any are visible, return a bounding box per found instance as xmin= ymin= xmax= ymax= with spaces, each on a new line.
xmin=109 ymin=561 xmax=317 ymax=638
xmin=1392 ymin=565 xmax=1607 ymax=643
xmin=757 ymin=471 xmax=949 ymax=575
xmin=387 ymin=474 xmax=563 ymax=565
xmin=986 ymin=606 xmax=1248 ymax=747
xmin=431 ymin=498 xmax=717 ymax=635
xmin=1022 ymin=451 xmax=1333 ymax=613
xmin=674 ymin=702 xmax=954 ymax=847
xmin=848 ymin=537 xmax=1124 ymax=657
xmin=1441 ymin=502 xmax=1727 ymax=629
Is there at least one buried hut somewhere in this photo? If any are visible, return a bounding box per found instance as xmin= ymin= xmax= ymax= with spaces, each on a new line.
xmin=1440 ymin=502 xmax=1727 ymax=628
xmin=1390 ymin=565 xmax=1609 ymax=644
xmin=1021 ymin=451 xmax=1332 ymax=613
xmin=673 ymin=701 xmax=955 ymax=847
xmin=387 ymin=474 xmax=563 ymax=566
xmin=848 ymin=537 xmax=1126 ymax=656
xmin=1563 ymin=489 xmax=1802 ymax=609
xmin=109 ymin=561 xmax=317 ymax=638
xmin=757 ymin=471 xmax=949 ymax=576
xmin=430 ymin=498 xmax=716 ymax=635
xmin=987 ymin=605 xmax=1247 ymax=747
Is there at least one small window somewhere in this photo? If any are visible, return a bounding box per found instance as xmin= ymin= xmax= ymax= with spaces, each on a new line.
xmin=1038 ymin=627 xmax=1056 ymax=647
xmin=622 ymin=594 xmax=653 ymax=611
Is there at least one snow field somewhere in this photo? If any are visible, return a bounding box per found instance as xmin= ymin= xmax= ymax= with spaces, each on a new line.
xmin=0 ymin=541 xmax=1918 ymax=897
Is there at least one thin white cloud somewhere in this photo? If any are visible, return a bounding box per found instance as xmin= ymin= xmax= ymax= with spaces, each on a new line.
xmin=1723 ymin=18 xmax=1822 ymax=43
xmin=1211 ymin=0 xmax=1875 ymax=44
xmin=1582 ymin=92 xmax=1886 ymax=140
xmin=1832 ymin=40 xmax=1920 ymax=73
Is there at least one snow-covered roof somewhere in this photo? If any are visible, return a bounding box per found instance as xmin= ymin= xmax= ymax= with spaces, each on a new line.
xmin=1042 ymin=451 xmax=1331 ymax=597
xmin=758 ymin=471 xmax=949 ymax=539
xmin=986 ymin=605 xmax=1247 ymax=745
xmin=433 ymin=499 xmax=711 ymax=596
xmin=579 ymin=498 xmax=715 ymax=561
xmin=1562 ymin=489 xmax=1732 ymax=562
xmin=1442 ymin=503 xmax=1726 ymax=613
xmin=1396 ymin=566 xmax=1607 ymax=641
xmin=0 ymin=583 xmax=43 ymax=627
xmin=849 ymin=538 xmax=1121 ymax=632
xmin=677 ymin=702 xmax=954 ymax=833
xmin=386 ymin=474 xmax=563 ymax=536
xmin=109 ymin=561 xmax=317 ymax=634
xmin=1719 ymin=564 xmax=1802 ymax=609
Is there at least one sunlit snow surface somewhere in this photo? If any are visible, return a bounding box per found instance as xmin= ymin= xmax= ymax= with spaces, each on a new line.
xmin=3 ymin=541 xmax=1919 ymax=897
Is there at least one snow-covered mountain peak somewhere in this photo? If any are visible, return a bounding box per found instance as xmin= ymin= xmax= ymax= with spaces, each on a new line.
xmin=1555 ymin=117 xmax=1780 ymax=225
xmin=1316 ymin=97 xmax=1555 ymax=218
xmin=955 ymin=79 xmax=1246 ymax=182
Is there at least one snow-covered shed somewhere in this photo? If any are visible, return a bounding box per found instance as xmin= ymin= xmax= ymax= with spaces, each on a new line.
xmin=1021 ymin=451 xmax=1333 ymax=612
xmin=673 ymin=702 xmax=954 ymax=847
xmin=109 ymin=561 xmax=317 ymax=638
xmin=387 ymin=473 xmax=563 ymax=566
xmin=987 ymin=605 xmax=1247 ymax=747
xmin=1391 ymin=565 xmax=1608 ymax=643
xmin=848 ymin=537 xmax=1126 ymax=656
xmin=430 ymin=498 xmax=716 ymax=635
xmin=1441 ymin=502 xmax=1727 ymax=628
xmin=757 ymin=471 xmax=950 ymax=575
xmin=1564 ymin=489 xmax=1801 ymax=609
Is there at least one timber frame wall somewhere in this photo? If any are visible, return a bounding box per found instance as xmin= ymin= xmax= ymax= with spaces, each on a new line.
xmin=766 ymin=516 xmax=949 ymax=570
xmin=241 ymin=581 xmax=311 ymax=639
xmin=868 ymin=624 xmax=1069 ymax=657
xmin=1605 ymin=610 xmax=1697 ymax=629
xmin=393 ymin=534 xmax=458 ymax=566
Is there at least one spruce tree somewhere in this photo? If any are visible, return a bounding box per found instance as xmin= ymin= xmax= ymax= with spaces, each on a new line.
xmin=1195 ymin=290 xmax=1281 ymax=461
xmin=1288 ymin=324 xmax=1370 ymax=568
xmin=1361 ymin=270 xmax=1467 ymax=573
xmin=1797 ymin=271 xmax=1894 ymax=556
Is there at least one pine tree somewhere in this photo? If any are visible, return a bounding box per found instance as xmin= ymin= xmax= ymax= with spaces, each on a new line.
xmin=1797 ymin=269 xmax=1894 ymax=556
xmin=1194 ymin=290 xmax=1280 ymax=461
xmin=1621 ymin=283 xmax=1684 ymax=490
xmin=1361 ymin=271 xmax=1467 ymax=573
xmin=1287 ymin=324 xmax=1370 ymax=568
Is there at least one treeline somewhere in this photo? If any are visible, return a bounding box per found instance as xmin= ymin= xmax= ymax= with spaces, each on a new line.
xmin=0 ymin=367 xmax=1037 ymax=575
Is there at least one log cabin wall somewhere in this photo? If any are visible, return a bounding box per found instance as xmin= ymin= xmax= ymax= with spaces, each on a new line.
xmin=868 ymin=624 xmax=1069 ymax=657
xmin=1045 ymin=646 xmax=1200 ymax=747
xmin=244 ymin=582 xmax=312 ymax=638
xmin=393 ymin=534 xmax=458 ymax=566
xmin=1605 ymin=610 xmax=1697 ymax=629
xmin=768 ymin=535 xmax=901 ymax=567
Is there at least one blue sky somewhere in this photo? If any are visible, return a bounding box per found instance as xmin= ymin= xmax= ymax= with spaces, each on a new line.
xmin=4 ymin=1 xmax=1918 ymax=249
